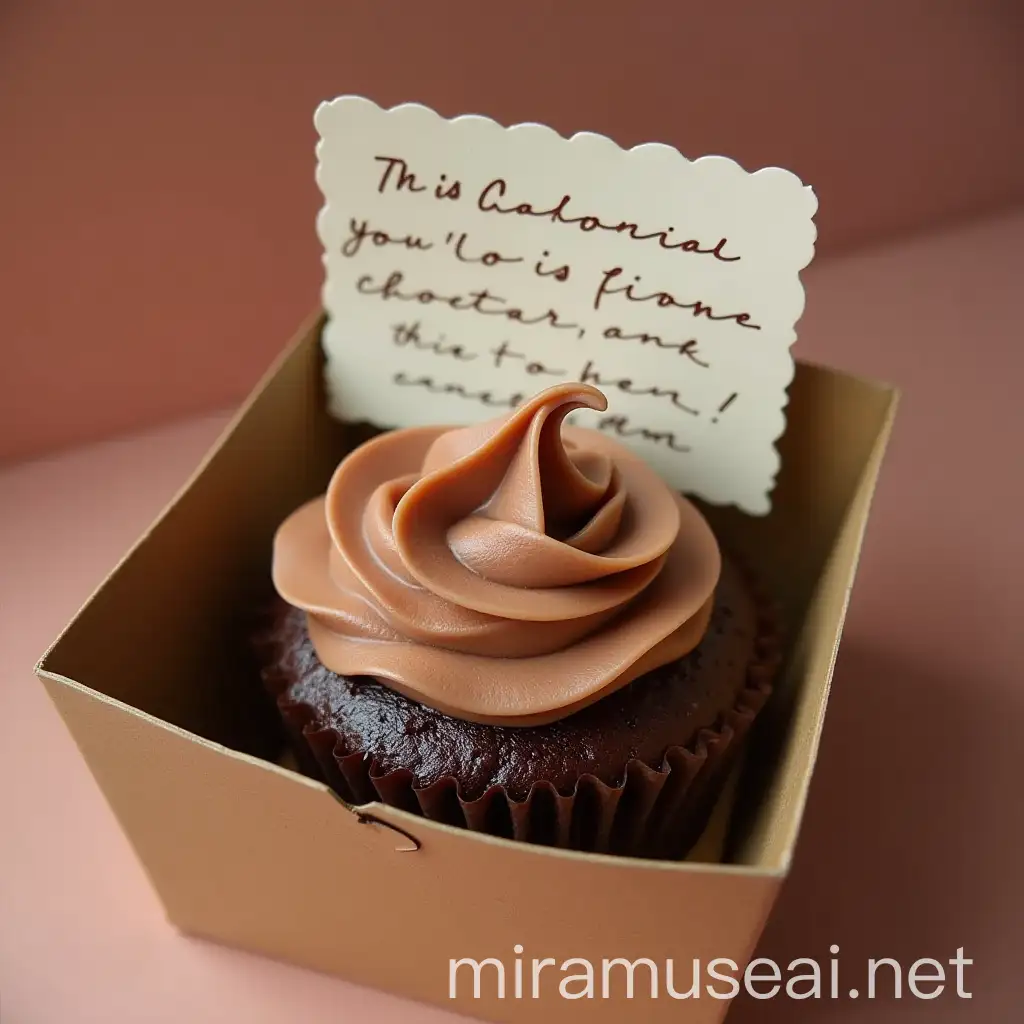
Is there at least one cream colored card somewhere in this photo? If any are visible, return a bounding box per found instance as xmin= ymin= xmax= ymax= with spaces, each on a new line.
xmin=316 ymin=96 xmax=816 ymax=513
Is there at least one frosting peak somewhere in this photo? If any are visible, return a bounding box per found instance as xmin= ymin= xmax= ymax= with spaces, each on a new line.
xmin=273 ymin=383 xmax=721 ymax=725
xmin=394 ymin=382 xmax=680 ymax=616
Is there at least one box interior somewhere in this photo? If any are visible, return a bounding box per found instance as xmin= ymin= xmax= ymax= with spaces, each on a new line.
xmin=41 ymin=313 xmax=896 ymax=873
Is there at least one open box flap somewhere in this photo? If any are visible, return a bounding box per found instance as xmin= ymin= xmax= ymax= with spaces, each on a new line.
xmin=37 ymin=313 xmax=897 ymax=1021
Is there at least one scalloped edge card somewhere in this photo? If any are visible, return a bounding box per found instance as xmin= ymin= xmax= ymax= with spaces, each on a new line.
xmin=315 ymin=97 xmax=817 ymax=514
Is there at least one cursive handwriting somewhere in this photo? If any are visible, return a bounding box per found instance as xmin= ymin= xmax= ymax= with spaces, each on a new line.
xmin=602 ymin=325 xmax=710 ymax=367
xmin=391 ymin=321 xmax=477 ymax=361
xmin=597 ymin=415 xmax=691 ymax=452
xmin=594 ymin=267 xmax=760 ymax=329
xmin=478 ymin=178 xmax=740 ymax=263
xmin=374 ymin=156 xmax=462 ymax=200
xmin=492 ymin=340 xmax=566 ymax=377
xmin=446 ymin=231 xmax=523 ymax=268
xmin=393 ymin=371 xmax=524 ymax=409
xmin=341 ymin=217 xmax=433 ymax=259
xmin=356 ymin=270 xmax=582 ymax=332
xmin=580 ymin=360 xmax=699 ymax=414
xmin=371 ymin=155 xmax=742 ymax=264
xmin=535 ymin=250 xmax=571 ymax=282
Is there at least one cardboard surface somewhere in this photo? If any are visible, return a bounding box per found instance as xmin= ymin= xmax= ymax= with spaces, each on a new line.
xmin=37 ymin=313 xmax=896 ymax=1022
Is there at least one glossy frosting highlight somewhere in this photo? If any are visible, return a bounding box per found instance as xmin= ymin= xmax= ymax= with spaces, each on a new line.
xmin=272 ymin=382 xmax=721 ymax=725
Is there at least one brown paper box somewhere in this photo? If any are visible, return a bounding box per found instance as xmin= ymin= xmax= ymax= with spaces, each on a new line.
xmin=36 ymin=312 xmax=897 ymax=1023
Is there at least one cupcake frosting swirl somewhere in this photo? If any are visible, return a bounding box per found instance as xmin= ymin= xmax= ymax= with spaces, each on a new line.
xmin=273 ymin=382 xmax=720 ymax=725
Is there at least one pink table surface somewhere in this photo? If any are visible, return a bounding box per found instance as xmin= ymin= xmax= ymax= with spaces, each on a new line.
xmin=2 ymin=211 xmax=1023 ymax=1022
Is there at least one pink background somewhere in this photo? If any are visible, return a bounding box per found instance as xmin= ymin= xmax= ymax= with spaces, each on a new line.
xmin=2 ymin=2 xmax=1023 ymax=1021
xmin=2 ymin=0 xmax=1022 ymax=464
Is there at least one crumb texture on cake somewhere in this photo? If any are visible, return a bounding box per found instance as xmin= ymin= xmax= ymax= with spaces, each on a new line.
xmin=262 ymin=557 xmax=761 ymax=802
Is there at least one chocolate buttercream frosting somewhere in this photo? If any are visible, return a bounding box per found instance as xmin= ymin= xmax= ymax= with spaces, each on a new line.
xmin=272 ymin=382 xmax=721 ymax=725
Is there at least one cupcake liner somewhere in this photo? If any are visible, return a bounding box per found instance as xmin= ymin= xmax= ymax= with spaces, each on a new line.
xmin=258 ymin=591 xmax=780 ymax=863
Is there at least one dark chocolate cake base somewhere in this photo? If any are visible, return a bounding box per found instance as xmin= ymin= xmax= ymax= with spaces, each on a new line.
xmin=257 ymin=557 xmax=778 ymax=858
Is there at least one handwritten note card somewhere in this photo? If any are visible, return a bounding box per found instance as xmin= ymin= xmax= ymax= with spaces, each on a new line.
xmin=315 ymin=97 xmax=816 ymax=514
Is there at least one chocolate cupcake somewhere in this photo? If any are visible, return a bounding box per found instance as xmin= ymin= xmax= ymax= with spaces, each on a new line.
xmin=260 ymin=382 xmax=778 ymax=859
